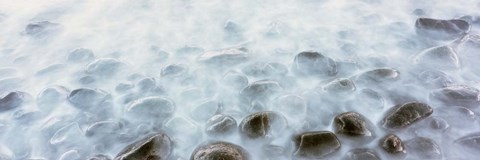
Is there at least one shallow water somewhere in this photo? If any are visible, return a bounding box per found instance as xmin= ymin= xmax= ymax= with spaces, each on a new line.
xmin=0 ymin=0 xmax=480 ymax=159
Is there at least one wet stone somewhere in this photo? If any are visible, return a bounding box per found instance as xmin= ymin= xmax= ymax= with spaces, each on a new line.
xmin=0 ymin=91 xmax=29 ymax=112
xmin=415 ymin=18 xmax=470 ymax=40
xmin=197 ymin=47 xmax=248 ymax=67
xmin=354 ymin=68 xmax=400 ymax=85
xmin=37 ymin=86 xmax=69 ymax=106
xmin=455 ymin=132 xmax=480 ymax=151
xmin=125 ymin=96 xmax=175 ymax=122
xmin=429 ymin=85 xmax=480 ymax=108
xmin=417 ymin=70 xmax=453 ymax=89
xmin=239 ymin=111 xmax=287 ymax=139
xmin=242 ymin=62 xmax=288 ymax=77
xmin=190 ymin=141 xmax=249 ymax=160
xmin=239 ymin=80 xmax=282 ymax=105
xmin=380 ymin=134 xmax=406 ymax=155
xmin=334 ymin=112 xmax=373 ymax=137
xmin=205 ymin=114 xmax=237 ymax=136
xmin=293 ymin=131 xmax=341 ymax=159
xmin=115 ymin=133 xmax=172 ymax=160
xmin=323 ymin=78 xmax=356 ymax=94
xmin=67 ymin=88 xmax=110 ymax=110
xmin=292 ymin=51 xmax=337 ymax=77
xmin=405 ymin=137 xmax=442 ymax=159
xmin=414 ymin=46 xmax=460 ymax=70
xmin=344 ymin=149 xmax=380 ymax=160
xmin=25 ymin=21 xmax=60 ymax=37
xmin=86 ymin=58 xmax=126 ymax=77
xmin=160 ymin=64 xmax=187 ymax=77
xmin=68 ymin=48 xmax=94 ymax=63
xmin=382 ymin=102 xmax=433 ymax=130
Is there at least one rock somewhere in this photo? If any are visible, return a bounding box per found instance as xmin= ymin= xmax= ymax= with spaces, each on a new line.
xmin=37 ymin=86 xmax=69 ymax=107
xmin=67 ymin=88 xmax=110 ymax=110
xmin=429 ymin=85 xmax=480 ymax=108
xmin=222 ymin=71 xmax=248 ymax=90
xmin=293 ymin=131 xmax=341 ymax=159
xmin=239 ymin=111 xmax=287 ymax=139
xmin=292 ymin=51 xmax=337 ymax=77
xmin=190 ymin=100 xmax=222 ymax=121
xmin=382 ymin=102 xmax=433 ymax=130
xmin=242 ymin=62 xmax=288 ymax=77
xmin=115 ymin=83 xmax=134 ymax=93
xmin=160 ymin=64 xmax=187 ymax=77
xmin=190 ymin=141 xmax=249 ymax=160
xmin=114 ymin=133 xmax=172 ymax=160
xmin=414 ymin=46 xmax=460 ymax=70
xmin=87 ymin=154 xmax=112 ymax=160
xmin=85 ymin=120 xmax=124 ymax=137
xmin=239 ymin=80 xmax=282 ymax=105
xmin=0 ymin=91 xmax=29 ymax=112
xmin=125 ymin=96 xmax=175 ymax=122
xmin=322 ymin=78 xmax=356 ymax=94
xmin=405 ymin=137 xmax=442 ymax=159
xmin=455 ymin=132 xmax=480 ymax=151
xmin=85 ymin=58 xmax=126 ymax=77
xmin=68 ymin=48 xmax=95 ymax=63
xmin=197 ymin=47 xmax=248 ymax=66
xmin=345 ymin=149 xmax=380 ymax=160
xmin=415 ymin=18 xmax=470 ymax=40
xmin=417 ymin=70 xmax=453 ymax=89
xmin=333 ymin=112 xmax=373 ymax=137
xmin=24 ymin=21 xmax=60 ymax=37
xmin=205 ymin=114 xmax=237 ymax=136
xmin=354 ymin=68 xmax=400 ymax=86
xmin=35 ymin=64 xmax=65 ymax=76
xmin=380 ymin=134 xmax=406 ymax=155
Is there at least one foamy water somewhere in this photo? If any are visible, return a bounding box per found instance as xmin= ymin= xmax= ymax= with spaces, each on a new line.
xmin=0 ymin=0 xmax=480 ymax=159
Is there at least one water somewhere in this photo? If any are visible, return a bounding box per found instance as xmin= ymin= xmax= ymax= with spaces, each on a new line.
xmin=0 ymin=0 xmax=480 ymax=159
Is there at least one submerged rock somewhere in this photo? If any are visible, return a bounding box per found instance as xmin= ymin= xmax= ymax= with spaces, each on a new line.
xmin=405 ymin=137 xmax=442 ymax=159
xmin=292 ymin=51 xmax=337 ymax=77
xmin=293 ymin=131 xmax=341 ymax=159
xmin=344 ymin=148 xmax=380 ymax=160
xmin=382 ymin=102 xmax=433 ymax=130
xmin=0 ymin=91 xmax=30 ymax=112
xmin=190 ymin=141 xmax=249 ymax=160
xmin=205 ymin=114 xmax=237 ymax=136
xmin=429 ymin=85 xmax=480 ymax=108
xmin=415 ymin=18 xmax=470 ymax=40
xmin=114 ymin=133 xmax=172 ymax=160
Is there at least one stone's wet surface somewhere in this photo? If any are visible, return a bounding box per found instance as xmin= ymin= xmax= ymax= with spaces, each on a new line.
xmin=380 ymin=134 xmax=406 ymax=155
xmin=205 ymin=114 xmax=237 ymax=136
xmin=114 ymin=133 xmax=172 ymax=160
xmin=0 ymin=91 xmax=30 ymax=112
xmin=333 ymin=112 xmax=373 ymax=137
xmin=429 ymin=85 xmax=480 ymax=108
xmin=382 ymin=102 xmax=433 ymax=130
xmin=455 ymin=132 xmax=480 ymax=151
xmin=190 ymin=141 xmax=249 ymax=160
xmin=239 ymin=111 xmax=287 ymax=139
xmin=405 ymin=137 xmax=442 ymax=159
xmin=292 ymin=51 xmax=337 ymax=77
xmin=344 ymin=149 xmax=380 ymax=160
xmin=415 ymin=18 xmax=470 ymax=40
xmin=293 ymin=131 xmax=341 ymax=159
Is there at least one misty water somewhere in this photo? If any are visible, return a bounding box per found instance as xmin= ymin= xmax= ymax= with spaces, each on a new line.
xmin=1 ymin=0 xmax=480 ymax=159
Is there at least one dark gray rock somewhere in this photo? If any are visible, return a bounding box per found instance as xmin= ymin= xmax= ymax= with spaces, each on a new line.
xmin=415 ymin=18 xmax=470 ymax=40
xmin=190 ymin=141 xmax=249 ymax=160
xmin=239 ymin=111 xmax=286 ymax=139
xmin=405 ymin=137 xmax=442 ymax=159
xmin=0 ymin=91 xmax=29 ymax=112
xmin=429 ymin=85 xmax=480 ymax=108
xmin=292 ymin=51 xmax=337 ymax=77
xmin=344 ymin=149 xmax=380 ymax=160
xmin=334 ymin=112 xmax=373 ymax=137
xmin=380 ymin=134 xmax=406 ymax=155
xmin=114 ymin=133 xmax=172 ymax=160
xmin=205 ymin=114 xmax=237 ymax=136
xmin=354 ymin=68 xmax=400 ymax=86
xmin=293 ymin=131 xmax=341 ymax=159
xmin=382 ymin=102 xmax=433 ymax=130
